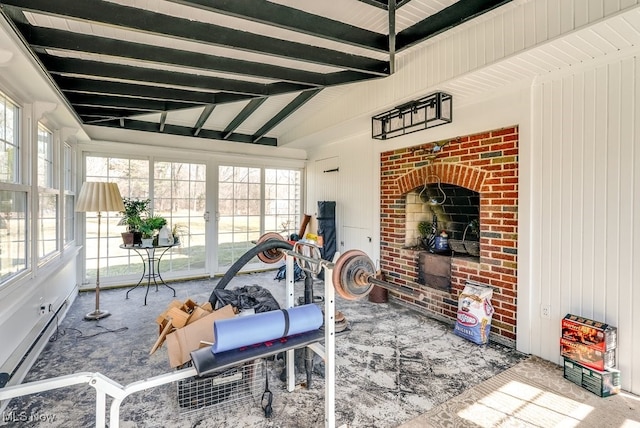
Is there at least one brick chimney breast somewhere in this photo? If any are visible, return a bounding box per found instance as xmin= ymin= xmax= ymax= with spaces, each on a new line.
xmin=379 ymin=126 xmax=519 ymax=346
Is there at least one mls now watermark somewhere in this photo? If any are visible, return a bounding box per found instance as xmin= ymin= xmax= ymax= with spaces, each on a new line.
xmin=3 ymin=411 xmax=56 ymax=423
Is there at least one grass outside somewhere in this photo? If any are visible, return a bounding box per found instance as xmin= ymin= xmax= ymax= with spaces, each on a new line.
xmin=86 ymin=241 xmax=259 ymax=279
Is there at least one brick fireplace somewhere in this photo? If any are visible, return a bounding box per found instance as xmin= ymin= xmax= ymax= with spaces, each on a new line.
xmin=380 ymin=126 xmax=518 ymax=345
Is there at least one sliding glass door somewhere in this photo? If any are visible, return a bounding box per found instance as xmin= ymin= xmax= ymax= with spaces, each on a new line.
xmin=216 ymin=165 xmax=301 ymax=272
xmin=81 ymin=156 xmax=302 ymax=283
xmin=153 ymin=161 xmax=206 ymax=274
xmin=83 ymin=156 xmax=206 ymax=285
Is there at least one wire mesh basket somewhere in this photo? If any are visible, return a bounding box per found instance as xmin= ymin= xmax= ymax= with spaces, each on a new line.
xmin=177 ymin=359 xmax=265 ymax=414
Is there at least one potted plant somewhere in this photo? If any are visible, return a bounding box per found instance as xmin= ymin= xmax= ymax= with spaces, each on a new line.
xmin=171 ymin=223 xmax=188 ymax=244
xmin=119 ymin=197 xmax=150 ymax=246
xmin=139 ymin=215 xmax=167 ymax=247
xmin=417 ymin=220 xmax=434 ymax=250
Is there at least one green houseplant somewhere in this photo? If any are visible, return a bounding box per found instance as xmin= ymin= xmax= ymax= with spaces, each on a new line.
xmin=139 ymin=215 xmax=167 ymax=246
xmin=119 ymin=197 xmax=150 ymax=246
xmin=417 ymin=220 xmax=433 ymax=250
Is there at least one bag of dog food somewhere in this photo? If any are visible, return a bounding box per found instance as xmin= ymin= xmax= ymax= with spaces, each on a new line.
xmin=453 ymin=282 xmax=494 ymax=345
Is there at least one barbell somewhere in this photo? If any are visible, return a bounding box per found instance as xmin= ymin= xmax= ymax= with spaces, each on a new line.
xmin=255 ymin=233 xmax=426 ymax=302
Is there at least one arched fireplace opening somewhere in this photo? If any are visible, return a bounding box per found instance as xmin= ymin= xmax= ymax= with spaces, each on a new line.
xmin=405 ymin=183 xmax=480 ymax=257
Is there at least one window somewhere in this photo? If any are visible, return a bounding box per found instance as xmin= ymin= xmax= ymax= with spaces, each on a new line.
xmin=0 ymin=190 xmax=27 ymax=283
xmin=218 ymin=165 xmax=301 ymax=269
xmin=0 ymin=92 xmax=26 ymax=285
xmin=218 ymin=166 xmax=261 ymax=266
xmin=37 ymin=125 xmax=53 ymax=188
xmin=36 ymin=125 xmax=57 ymax=260
xmin=83 ymin=156 xmax=207 ymax=282
xmin=63 ymin=144 xmax=74 ymax=245
xmin=154 ymin=161 xmax=206 ymax=272
xmin=84 ymin=156 xmax=150 ymax=280
xmin=0 ymin=93 xmax=19 ymax=184
xmin=37 ymin=193 xmax=57 ymax=258
xmin=264 ymin=168 xmax=301 ymax=238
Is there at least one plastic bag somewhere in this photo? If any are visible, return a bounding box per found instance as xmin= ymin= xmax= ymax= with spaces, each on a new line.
xmin=213 ymin=285 xmax=280 ymax=313
xmin=453 ymin=282 xmax=494 ymax=345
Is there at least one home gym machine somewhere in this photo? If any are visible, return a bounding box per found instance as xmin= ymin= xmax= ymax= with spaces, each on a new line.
xmin=0 ymin=233 xmax=423 ymax=428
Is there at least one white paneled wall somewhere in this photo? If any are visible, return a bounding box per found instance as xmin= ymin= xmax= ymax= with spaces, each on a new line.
xmin=530 ymin=57 xmax=640 ymax=393
xmin=306 ymin=136 xmax=377 ymax=259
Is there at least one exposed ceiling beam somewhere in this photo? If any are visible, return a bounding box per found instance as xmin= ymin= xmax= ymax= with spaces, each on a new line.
xmin=357 ymin=0 xmax=389 ymax=10
xmin=167 ymin=0 xmax=388 ymax=53
xmin=222 ymin=98 xmax=267 ymax=140
xmin=20 ymin=24 xmax=330 ymax=86
xmin=355 ymin=0 xmax=411 ymax=10
xmin=396 ymin=0 xmax=513 ymax=51
xmin=94 ymin=119 xmax=278 ymax=146
xmin=159 ymin=112 xmax=167 ymax=132
xmin=388 ymin=0 xmax=396 ymax=74
xmin=322 ymin=70 xmax=387 ymax=87
xmin=0 ymin=0 xmax=500 ymax=148
xmin=74 ymin=105 xmax=150 ymax=119
xmin=65 ymin=92 xmax=200 ymax=112
xmin=193 ymin=105 xmax=216 ymax=137
xmin=2 ymin=0 xmax=390 ymax=75
xmin=53 ymin=76 xmax=253 ymax=105
xmin=38 ymin=54 xmax=313 ymax=97
xmin=252 ymin=89 xmax=322 ymax=143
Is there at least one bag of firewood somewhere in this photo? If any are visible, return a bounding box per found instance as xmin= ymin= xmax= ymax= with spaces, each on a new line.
xmin=453 ymin=282 xmax=494 ymax=345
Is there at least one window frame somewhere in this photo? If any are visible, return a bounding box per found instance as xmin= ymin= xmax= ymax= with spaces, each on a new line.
xmin=0 ymin=92 xmax=20 ymax=184
xmin=0 ymin=91 xmax=27 ymax=287
xmin=63 ymin=143 xmax=75 ymax=246
xmin=35 ymin=123 xmax=59 ymax=262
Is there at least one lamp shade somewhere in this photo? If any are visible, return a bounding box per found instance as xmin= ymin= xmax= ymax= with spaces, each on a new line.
xmin=75 ymin=182 xmax=125 ymax=213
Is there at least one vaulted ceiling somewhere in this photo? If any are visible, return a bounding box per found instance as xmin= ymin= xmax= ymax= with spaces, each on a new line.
xmin=0 ymin=0 xmax=511 ymax=146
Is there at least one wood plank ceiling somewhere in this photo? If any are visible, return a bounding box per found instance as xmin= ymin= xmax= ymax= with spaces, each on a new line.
xmin=0 ymin=0 xmax=511 ymax=146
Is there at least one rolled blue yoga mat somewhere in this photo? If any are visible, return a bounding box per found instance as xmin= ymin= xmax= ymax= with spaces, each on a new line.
xmin=211 ymin=304 xmax=323 ymax=354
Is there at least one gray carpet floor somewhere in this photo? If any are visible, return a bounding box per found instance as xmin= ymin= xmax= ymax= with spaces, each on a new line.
xmin=2 ymin=270 xmax=527 ymax=427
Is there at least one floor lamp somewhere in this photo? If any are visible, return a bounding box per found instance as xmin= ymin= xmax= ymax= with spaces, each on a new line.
xmin=76 ymin=182 xmax=125 ymax=321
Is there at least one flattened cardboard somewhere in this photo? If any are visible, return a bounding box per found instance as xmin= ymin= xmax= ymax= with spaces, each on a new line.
xmin=165 ymin=304 xmax=235 ymax=368
xmin=150 ymin=319 xmax=173 ymax=355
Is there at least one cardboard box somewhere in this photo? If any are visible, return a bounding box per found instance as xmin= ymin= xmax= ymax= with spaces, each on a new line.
xmin=165 ymin=304 xmax=235 ymax=368
xmin=560 ymin=337 xmax=616 ymax=371
xmin=562 ymin=314 xmax=617 ymax=351
xmin=151 ymin=299 xmax=225 ymax=355
xmin=563 ymin=358 xmax=621 ymax=397
xmin=155 ymin=299 xmax=208 ymax=330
